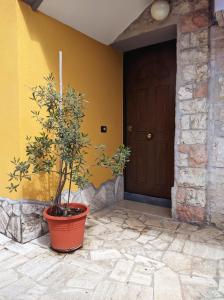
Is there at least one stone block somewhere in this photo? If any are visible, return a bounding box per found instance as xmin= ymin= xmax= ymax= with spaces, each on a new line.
xmin=182 ymin=65 xmax=196 ymax=82
xmin=115 ymin=175 xmax=124 ymax=202
xmin=21 ymin=214 xmax=43 ymax=243
xmin=80 ymin=185 xmax=96 ymax=206
xmin=194 ymin=82 xmax=208 ymax=98
xmin=176 ymin=205 xmax=206 ymax=223
xmin=189 ymin=144 xmax=207 ymax=167
xmin=181 ymin=130 xmax=206 ymax=144
xmin=194 ymin=0 xmax=209 ymax=10
xmin=180 ymin=115 xmax=190 ymax=129
xmin=178 ymin=85 xmax=193 ymax=100
xmin=180 ymin=11 xmax=209 ymax=33
xmin=190 ymin=30 xmax=209 ymax=48
xmin=196 ymin=64 xmax=208 ymax=81
xmin=180 ymin=47 xmax=208 ymax=66
xmin=178 ymin=153 xmax=188 ymax=167
xmin=180 ymin=33 xmax=190 ymax=49
xmin=211 ymin=137 xmax=224 ymax=167
xmin=178 ymin=167 xmax=206 ymax=187
xmin=179 ymin=98 xmax=207 ymax=114
xmin=0 ymin=207 xmax=9 ymax=234
xmin=176 ymin=187 xmax=206 ymax=207
xmin=172 ymin=1 xmax=193 ymax=15
xmin=218 ymin=76 xmax=224 ymax=99
xmin=7 ymin=216 xmax=21 ymax=242
xmin=190 ymin=113 xmax=207 ymax=129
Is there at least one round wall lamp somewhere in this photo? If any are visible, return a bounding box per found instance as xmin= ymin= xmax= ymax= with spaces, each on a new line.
xmin=151 ymin=0 xmax=170 ymax=21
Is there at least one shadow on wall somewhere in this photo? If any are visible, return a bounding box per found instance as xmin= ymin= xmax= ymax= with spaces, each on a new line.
xmin=16 ymin=2 xmax=122 ymax=201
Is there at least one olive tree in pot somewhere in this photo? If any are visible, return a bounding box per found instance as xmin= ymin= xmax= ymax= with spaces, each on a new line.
xmin=7 ymin=75 xmax=130 ymax=252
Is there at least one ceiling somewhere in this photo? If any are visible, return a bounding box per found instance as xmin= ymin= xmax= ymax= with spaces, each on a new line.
xmin=38 ymin=0 xmax=153 ymax=45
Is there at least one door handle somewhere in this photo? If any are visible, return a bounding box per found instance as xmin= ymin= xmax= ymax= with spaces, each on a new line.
xmin=127 ymin=125 xmax=133 ymax=133
xmin=147 ymin=133 xmax=152 ymax=140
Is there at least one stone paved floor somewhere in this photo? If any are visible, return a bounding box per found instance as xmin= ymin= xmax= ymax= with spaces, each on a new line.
xmin=0 ymin=202 xmax=224 ymax=299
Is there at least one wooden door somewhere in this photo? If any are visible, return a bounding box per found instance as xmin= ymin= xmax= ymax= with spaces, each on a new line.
xmin=124 ymin=40 xmax=176 ymax=200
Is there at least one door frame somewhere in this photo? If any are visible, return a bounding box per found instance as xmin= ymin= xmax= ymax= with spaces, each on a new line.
xmin=123 ymin=39 xmax=177 ymax=208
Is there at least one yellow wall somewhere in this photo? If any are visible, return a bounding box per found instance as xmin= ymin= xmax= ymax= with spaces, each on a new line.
xmin=1 ymin=0 xmax=123 ymax=200
xmin=0 ymin=0 xmax=21 ymax=199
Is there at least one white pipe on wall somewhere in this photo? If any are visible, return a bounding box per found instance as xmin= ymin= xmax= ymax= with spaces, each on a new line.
xmin=59 ymin=50 xmax=63 ymax=111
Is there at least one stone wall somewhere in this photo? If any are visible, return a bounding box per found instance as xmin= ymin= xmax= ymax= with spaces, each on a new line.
xmin=0 ymin=176 xmax=124 ymax=243
xmin=116 ymin=0 xmax=211 ymax=224
xmin=0 ymin=198 xmax=49 ymax=243
xmin=208 ymin=25 xmax=224 ymax=229
xmin=61 ymin=175 xmax=124 ymax=212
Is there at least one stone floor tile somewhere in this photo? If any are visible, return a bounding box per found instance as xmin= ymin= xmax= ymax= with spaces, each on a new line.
xmin=40 ymin=289 xmax=92 ymax=300
xmin=182 ymin=284 xmax=223 ymax=300
xmin=177 ymin=223 xmax=199 ymax=233
xmin=110 ymin=259 xmax=134 ymax=282
xmin=135 ymin=255 xmax=165 ymax=271
xmin=219 ymin=278 xmax=224 ymax=294
xmin=190 ymin=227 xmax=223 ymax=243
xmin=159 ymin=232 xmax=175 ymax=243
xmin=92 ymin=280 xmax=153 ymax=300
xmin=0 ymin=233 xmax=11 ymax=245
xmin=0 ymin=254 xmax=28 ymax=270
xmin=136 ymin=234 xmax=154 ymax=244
xmin=5 ymin=240 xmax=47 ymax=258
xmin=183 ymin=240 xmax=224 ymax=260
xmin=192 ymin=257 xmax=217 ymax=278
xmin=87 ymin=224 xmax=108 ymax=236
xmin=111 ymin=216 xmax=125 ymax=224
xmin=162 ymin=251 xmax=192 ymax=274
xmin=168 ymin=233 xmax=187 ymax=252
xmin=0 ymin=276 xmax=47 ymax=300
xmin=219 ymin=260 xmax=224 ymax=278
xmin=145 ymin=250 xmax=163 ymax=261
xmin=154 ymin=267 xmax=182 ymax=300
xmin=83 ymin=238 xmax=104 ymax=250
xmin=162 ymin=220 xmax=179 ymax=231
xmin=0 ymin=269 xmax=18 ymax=289
xmin=148 ymin=238 xmax=169 ymax=250
xmin=180 ymin=274 xmax=218 ymax=288
xmin=125 ymin=218 xmax=145 ymax=230
xmin=0 ymin=248 xmax=16 ymax=262
xmin=129 ymin=264 xmax=153 ymax=286
xmin=117 ymin=228 xmax=140 ymax=240
xmin=31 ymin=234 xmax=50 ymax=248
xmin=64 ymin=249 xmax=90 ymax=261
xmin=66 ymin=268 xmax=103 ymax=290
xmin=144 ymin=216 xmax=163 ymax=228
xmin=67 ymin=257 xmax=114 ymax=275
xmin=17 ymin=253 xmax=59 ymax=280
xmin=90 ymin=248 xmax=121 ymax=260
xmin=123 ymin=245 xmax=147 ymax=257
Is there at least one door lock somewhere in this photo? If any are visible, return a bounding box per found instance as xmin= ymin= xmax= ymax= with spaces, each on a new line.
xmin=147 ymin=133 xmax=152 ymax=140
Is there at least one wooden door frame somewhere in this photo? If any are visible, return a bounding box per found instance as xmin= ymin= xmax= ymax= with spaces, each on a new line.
xmin=123 ymin=40 xmax=177 ymax=208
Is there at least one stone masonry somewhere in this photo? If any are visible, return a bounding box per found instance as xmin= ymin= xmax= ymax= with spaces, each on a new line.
xmin=208 ymin=25 xmax=224 ymax=230
xmin=0 ymin=176 xmax=124 ymax=243
xmin=0 ymin=201 xmax=224 ymax=299
xmin=115 ymin=0 xmax=220 ymax=225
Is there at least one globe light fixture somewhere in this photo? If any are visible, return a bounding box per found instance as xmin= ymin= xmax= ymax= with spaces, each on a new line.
xmin=151 ymin=0 xmax=170 ymax=21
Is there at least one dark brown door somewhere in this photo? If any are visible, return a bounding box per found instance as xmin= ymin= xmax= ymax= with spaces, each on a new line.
xmin=124 ymin=40 xmax=176 ymax=200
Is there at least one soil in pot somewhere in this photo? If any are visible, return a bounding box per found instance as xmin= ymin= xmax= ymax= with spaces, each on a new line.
xmin=44 ymin=203 xmax=89 ymax=253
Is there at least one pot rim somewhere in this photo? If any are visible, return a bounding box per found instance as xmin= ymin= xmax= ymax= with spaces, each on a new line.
xmin=43 ymin=202 xmax=90 ymax=221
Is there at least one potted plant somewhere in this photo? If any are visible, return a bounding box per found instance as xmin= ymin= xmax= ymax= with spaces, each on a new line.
xmin=7 ymin=74 xmax=130 ymax=252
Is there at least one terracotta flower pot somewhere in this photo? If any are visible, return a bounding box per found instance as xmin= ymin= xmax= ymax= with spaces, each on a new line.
xmin=43 ymin=203 xmax=89 ymax=252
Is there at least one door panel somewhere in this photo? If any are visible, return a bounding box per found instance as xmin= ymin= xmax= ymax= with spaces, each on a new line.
xmin=124 ymin=40 xmax=176 ymax=200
